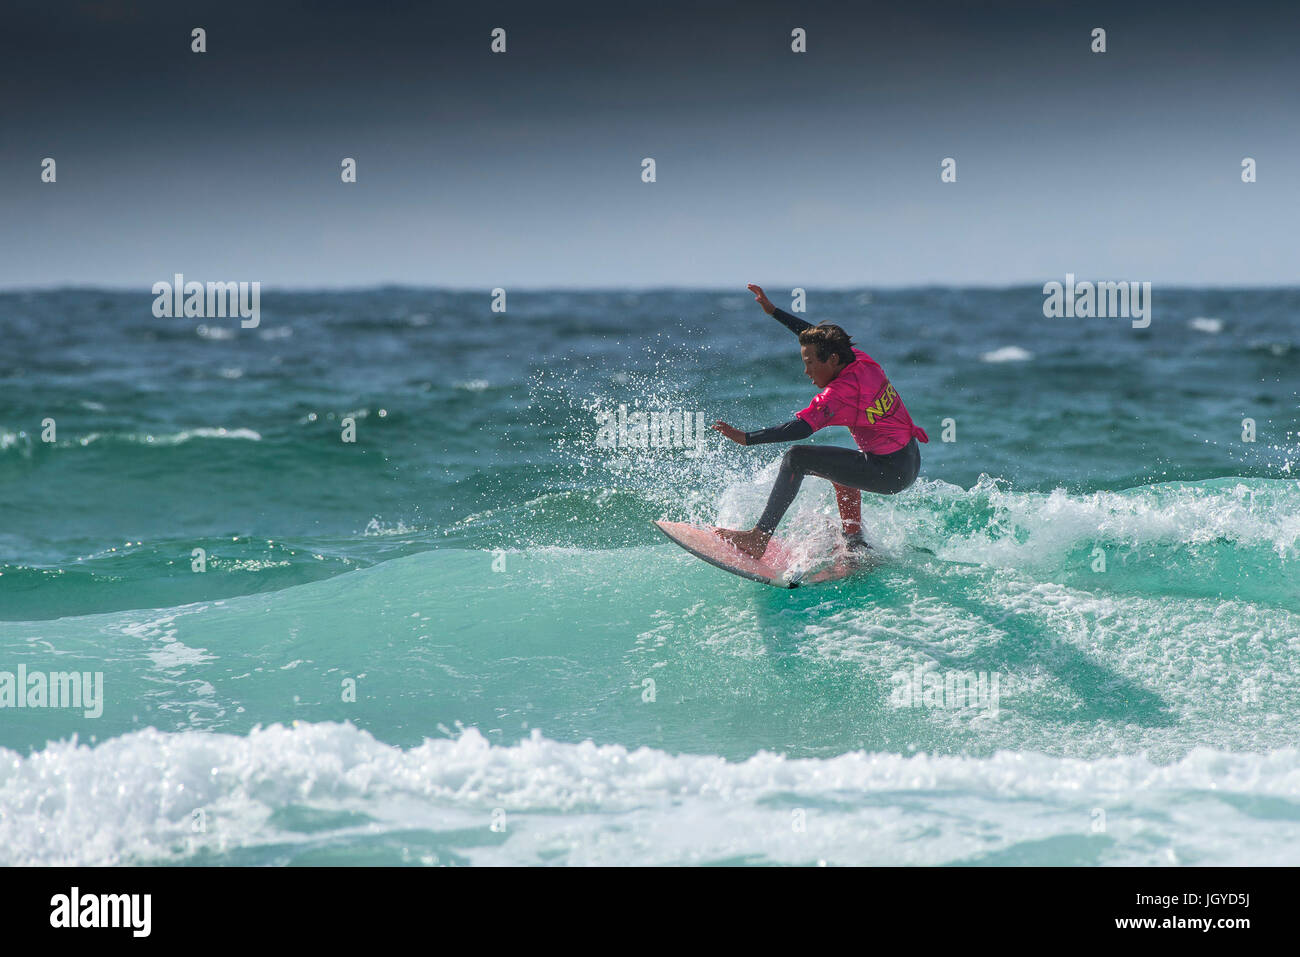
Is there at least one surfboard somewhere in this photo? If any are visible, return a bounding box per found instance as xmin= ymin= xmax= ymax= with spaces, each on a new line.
xmin=653 ymin=520 xmax=872 ymax=588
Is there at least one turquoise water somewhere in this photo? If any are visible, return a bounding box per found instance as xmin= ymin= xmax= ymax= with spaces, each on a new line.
xmin=2 ymin=288 xmax=1298 ymax=865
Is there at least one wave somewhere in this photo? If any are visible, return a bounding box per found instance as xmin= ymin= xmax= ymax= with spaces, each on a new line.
xmin=914 ymin=474 xmax=1300 ymax=564
xmin=5 ymin=477 xmax=1297 ymax=774
xmin=9 ymin=474 xmax=1296 ymax=621
xmin=1 ymin=426 xmax=262 ymax=454
xmin=89 ymin=427 xmax=263 ymax=446
xmin=3 ymin=722 xmax=1299 ymax=866
xmin=447 ymin=474 xmax=1300 ymax=579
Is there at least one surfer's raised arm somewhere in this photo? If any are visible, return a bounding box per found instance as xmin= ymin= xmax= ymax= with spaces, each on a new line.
xmin=771 ymin=307 xmax=813 ymax=336
xmin=748 ymin=283 xmax=812 ymax=335
xmin=714 ymin=283 xmax=822 ymax=446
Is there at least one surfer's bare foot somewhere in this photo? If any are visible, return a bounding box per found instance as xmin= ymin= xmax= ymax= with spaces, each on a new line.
xmin=715 ymin=527 xmax=772 ymax=560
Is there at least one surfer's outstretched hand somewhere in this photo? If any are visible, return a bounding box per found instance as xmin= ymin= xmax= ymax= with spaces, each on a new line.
xmin=747 ymin=283 xmax=775 ymax=316
xmin=712 ymin=420 xmax=747 ymax=445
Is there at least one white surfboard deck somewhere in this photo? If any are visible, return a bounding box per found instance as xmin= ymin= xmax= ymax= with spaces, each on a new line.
xmin=653 ymin=520 xmax=872 ymax=588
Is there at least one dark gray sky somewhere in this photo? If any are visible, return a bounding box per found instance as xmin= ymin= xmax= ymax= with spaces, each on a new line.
xmin=3 ymin=0 xmax=1297 ymax=288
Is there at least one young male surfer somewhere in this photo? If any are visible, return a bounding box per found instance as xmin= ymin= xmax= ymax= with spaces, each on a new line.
xmin=711 ymin=284 xmax=929 ymax=560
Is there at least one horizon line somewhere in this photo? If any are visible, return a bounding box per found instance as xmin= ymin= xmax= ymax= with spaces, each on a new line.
xmin=3 ymin=281 xmax=1299 ymax=295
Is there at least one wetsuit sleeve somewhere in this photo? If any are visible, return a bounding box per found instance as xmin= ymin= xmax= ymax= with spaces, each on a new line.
xmin=771 ymin=307 xmax=813 ymax=336
xmin=744 ymin=418 xmax=814 ymax=445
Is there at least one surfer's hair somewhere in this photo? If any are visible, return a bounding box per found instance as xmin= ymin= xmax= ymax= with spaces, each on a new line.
xmin=798 ymin=324 xmax=856 ymax=365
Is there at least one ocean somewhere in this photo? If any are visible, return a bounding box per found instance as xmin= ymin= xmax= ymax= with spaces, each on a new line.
xmin=1 ymin=286 xmax=1298 ymax=866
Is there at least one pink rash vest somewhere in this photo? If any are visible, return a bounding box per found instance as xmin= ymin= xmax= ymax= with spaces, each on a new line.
xmin=795 ymin=348 xmax=930 ymax=454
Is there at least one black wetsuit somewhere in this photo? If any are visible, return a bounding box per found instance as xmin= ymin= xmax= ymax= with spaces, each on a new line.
xmin=745 ymin=308 xmax=922 ymax=535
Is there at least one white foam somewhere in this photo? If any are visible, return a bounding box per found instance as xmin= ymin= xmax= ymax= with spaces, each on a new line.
xmin=145 ymin=427 xmax=263 ymax=444
xmin=912 ymin=476 xmax=1300 ymax=566
xmin=981 ymin=346 xmax=1033 ymax=363
xmin=4 ymin=723 xmax=1300 ymax=866
xmin=195 ymin=324 xmax=236 ymax=340
xmin=362 ymin=517 xmax=418 ymax=537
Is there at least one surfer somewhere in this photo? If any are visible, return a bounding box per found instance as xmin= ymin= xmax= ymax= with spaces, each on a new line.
xmin=711 ymin=284 xmax=929 ymax=559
